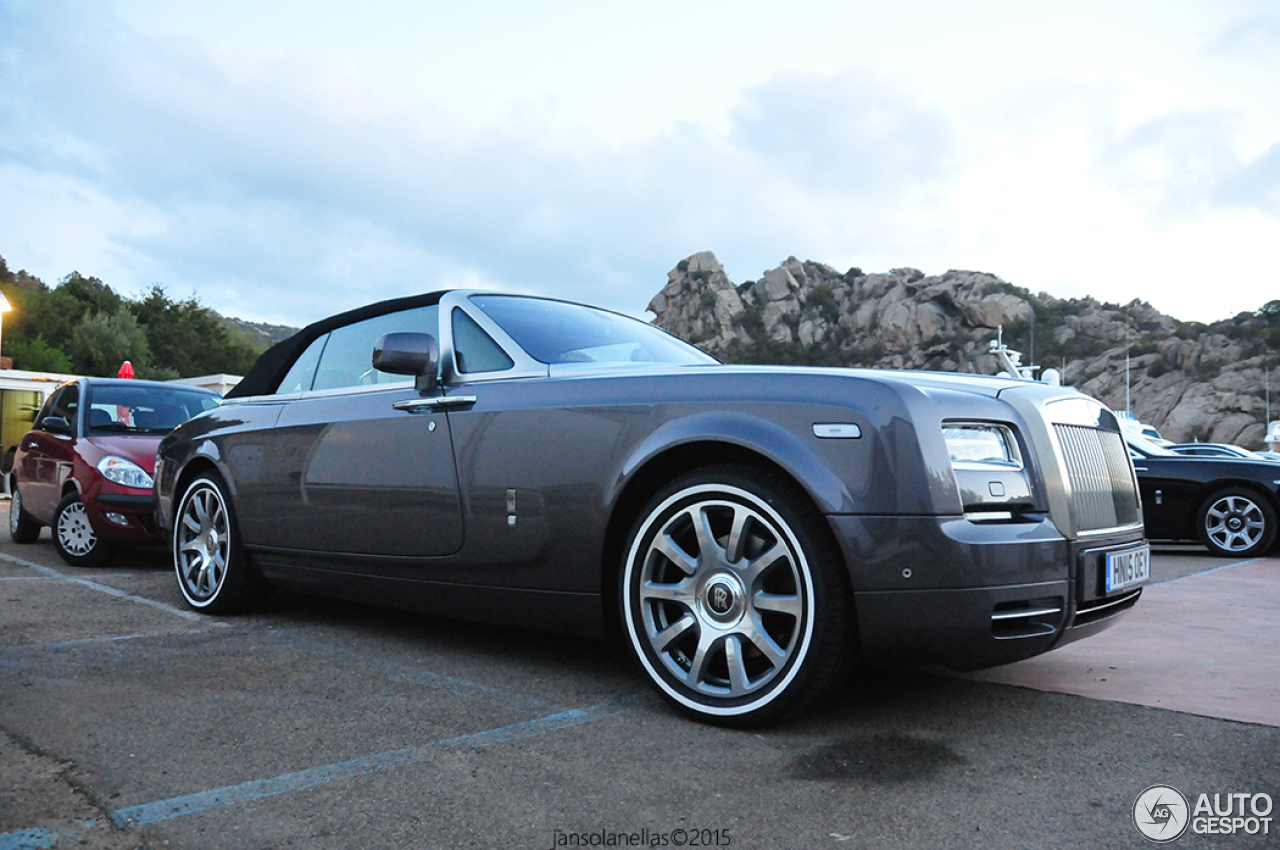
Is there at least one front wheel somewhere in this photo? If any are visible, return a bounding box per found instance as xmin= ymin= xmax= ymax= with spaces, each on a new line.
xmin=621 ymin=465 xmax=853 ymax=726
xmin=1197 ymin=487 xmax=1277 ymax=557
xmin=173 ymin=473 xmax=265 ymax=614
xmin=53 ymin=493 xmax=114 ymax=567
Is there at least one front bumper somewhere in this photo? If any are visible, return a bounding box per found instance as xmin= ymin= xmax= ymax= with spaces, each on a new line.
xmin=83 ymin=486 xmax=160 ymax=543
xmin=827 ymin=515 xmax=1146 ymax=669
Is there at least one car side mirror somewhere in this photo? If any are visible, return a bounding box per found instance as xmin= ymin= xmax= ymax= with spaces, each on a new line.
xmin=41 ymin=416 xmax=72 ymax=435
xmin=373 ymin=332 xmax=439 ymax=393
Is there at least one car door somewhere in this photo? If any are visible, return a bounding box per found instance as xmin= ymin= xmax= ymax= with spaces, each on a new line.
xmin=246 ymin=305 xmax=465 ymax=559
xmin=1132 ymin=455 xmax=1199 ymax=541
xmin=18 ymin=384 xmax=80 ymax=521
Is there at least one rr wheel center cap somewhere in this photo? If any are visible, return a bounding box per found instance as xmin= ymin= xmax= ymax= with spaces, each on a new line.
xmin=1228 ymin=516 xmax=1244 ymax=532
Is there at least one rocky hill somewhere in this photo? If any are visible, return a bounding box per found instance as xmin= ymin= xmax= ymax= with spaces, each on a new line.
xmin=648 ymin=252 xmax=1280 ymax=448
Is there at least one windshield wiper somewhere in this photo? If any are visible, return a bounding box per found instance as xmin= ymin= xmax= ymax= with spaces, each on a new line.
xmin=91 ymin=422 xmax=143 ymax=433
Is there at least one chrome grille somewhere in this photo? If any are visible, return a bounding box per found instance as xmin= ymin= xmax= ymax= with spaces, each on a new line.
xmin=1053 ymin=425 xmax=1141 ymax=532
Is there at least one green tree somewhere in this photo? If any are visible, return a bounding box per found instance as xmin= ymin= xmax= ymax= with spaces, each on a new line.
xmin=2 ymin=253 xmax=272 ymax=378
xmin=67 ymin=308 xmax=152 ymax=377
xmin=131 ymin=285 xmax=260 ymax=377
xmin=4 ymin=337 xmax=73 ymax=373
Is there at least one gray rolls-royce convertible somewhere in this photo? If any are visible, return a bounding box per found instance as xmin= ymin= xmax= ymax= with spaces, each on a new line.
xmin=154 ymin=290 xmax=1149 ymax=725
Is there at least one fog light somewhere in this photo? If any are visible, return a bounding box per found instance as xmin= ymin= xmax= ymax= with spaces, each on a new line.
xmin=105 ymin=512 xmax=130 ymax=527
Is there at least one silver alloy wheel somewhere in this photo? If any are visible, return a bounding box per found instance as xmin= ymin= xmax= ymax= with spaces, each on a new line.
xmin=9 ymin=489 xmax=22 ymax=535
xmin=624 ymin=484 xmax=813 ymax=714
xmin=1204 ymin=494 xmax=1267 ymax=552
xmin=176 ymin=481 xmax=231 ymax=603
xmin=56 ymin=499 xmax=97 ymax=556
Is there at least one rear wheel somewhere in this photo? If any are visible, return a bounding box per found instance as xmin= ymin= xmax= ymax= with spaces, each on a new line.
xmin=173 ymin=473 xmax=265 ymax=613
xmin=1197 ymin=487 xmax=1277 ymax=557
xmin=53 ymin=493 xmax=114 ymax=567
xmin=8 ymin=487 xmax=42 ymax=544
xmin=620 ymin=464 xmax=853 ymax=726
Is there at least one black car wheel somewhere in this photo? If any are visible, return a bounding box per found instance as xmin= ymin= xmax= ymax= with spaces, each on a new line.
xmin=621 ymin=464 xmax=852 ymax=726
xmin=9 ymin=487 xmax=42 ymax=544
xmin=173 ymin=473 xmax=265 ymax=614
xmin=1197 ymin=487 xmax=1277 ymax=557
xmin=53 ymin=493 xmax=114 ymax=567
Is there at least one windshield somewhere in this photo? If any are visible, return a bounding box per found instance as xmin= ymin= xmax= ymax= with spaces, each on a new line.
xmin=470 ymin=295 xmax=717 ymax=366
xmin=84 ymin=385 xmax=221 ymax=435
xmin=1127 ymin=434 xmax=1178 ymax=457
xmin=1224 ymin=447 xmax=1266 ymax=460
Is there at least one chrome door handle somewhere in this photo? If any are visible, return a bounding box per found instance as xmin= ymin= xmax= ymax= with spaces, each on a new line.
xmin=393 ymin=395 xmax=477 ymax=414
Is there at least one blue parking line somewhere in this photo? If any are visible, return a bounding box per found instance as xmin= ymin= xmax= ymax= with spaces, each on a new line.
xmin=1163 ymin=556 xmax=1266 ymax=585
xmin=112 ymin=697 xmax=639 ymax=828
xmin=278 ymin=633 xmax=558 ymax=713
xmin=0 ymin=828 xmax=56 ymax=850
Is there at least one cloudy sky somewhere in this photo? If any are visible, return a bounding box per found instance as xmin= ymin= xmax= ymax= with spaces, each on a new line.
xmin=1 ymin=0 xmax=1278 ymax=327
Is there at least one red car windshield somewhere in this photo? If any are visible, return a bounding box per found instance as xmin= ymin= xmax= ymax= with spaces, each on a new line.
xmin=84 ymin=385 xmax=220 ymax=435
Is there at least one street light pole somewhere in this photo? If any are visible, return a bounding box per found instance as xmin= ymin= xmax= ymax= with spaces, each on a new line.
xmin=0 ymin=291 xmax=11 ymax=368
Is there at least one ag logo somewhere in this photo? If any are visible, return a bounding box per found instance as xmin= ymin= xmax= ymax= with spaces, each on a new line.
xmin=1134 ymin=785 xmax=1190 ymax=842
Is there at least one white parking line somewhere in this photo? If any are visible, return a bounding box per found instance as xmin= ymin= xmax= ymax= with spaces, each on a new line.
xmin=0 ymin=573 xmax=139 ymax=581
xmin=0 ymin=552 xmax=219 ymax=626
xmin=0 ymin=630 xmax=213 ymax=652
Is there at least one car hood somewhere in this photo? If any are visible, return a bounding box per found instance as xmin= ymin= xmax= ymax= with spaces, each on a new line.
xmin=83 ymin=435 xmax=164 ymax=473
xmin=542 ymin=362 xmax=1022 ymax=398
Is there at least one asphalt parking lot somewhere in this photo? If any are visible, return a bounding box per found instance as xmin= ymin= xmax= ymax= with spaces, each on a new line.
xmin=2 ymin=508 xmax=1278 ymax=850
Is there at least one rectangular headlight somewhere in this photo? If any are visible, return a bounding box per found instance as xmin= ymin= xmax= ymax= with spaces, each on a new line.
xmin=943 ymin=423 xmax=1023 ymax=469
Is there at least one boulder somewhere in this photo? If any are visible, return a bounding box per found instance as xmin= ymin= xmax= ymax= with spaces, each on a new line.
xmin=648 ymin=252 xmax=1277 ymax=447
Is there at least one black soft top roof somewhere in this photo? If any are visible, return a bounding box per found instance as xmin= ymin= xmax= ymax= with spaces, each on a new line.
xmin=227 ymin=291 xmax=446 ymax=399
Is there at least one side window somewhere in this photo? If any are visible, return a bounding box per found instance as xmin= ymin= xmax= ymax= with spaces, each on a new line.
xmin=51 ymin=385 xmax=79 ymax=424
xmin=311 ymin=306 xmax=439 ymax=393
xmin=275 ymin=334 xmax=329 ymax=394
xmin=34 ymin=392 xmax=58 ymax=428
xmin=452 ymin=309 xmax=514 ymax=374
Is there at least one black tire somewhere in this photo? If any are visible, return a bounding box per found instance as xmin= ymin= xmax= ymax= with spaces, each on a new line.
xmin=173 ymin=472 xmax=266 ymax=614
xmin=620 ymin=464 xmax=853 ymax=726
xmin=9 ymin=486 xmax=42 ymax=544
xmin=52 ymin=493 xmax=114 ymax=567
xmin=1196 ymin=487 xmax=1277 ymax=557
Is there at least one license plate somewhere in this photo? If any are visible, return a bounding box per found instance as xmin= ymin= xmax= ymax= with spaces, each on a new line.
xmin=1105 ymin=544 xmax=1150 ymax=593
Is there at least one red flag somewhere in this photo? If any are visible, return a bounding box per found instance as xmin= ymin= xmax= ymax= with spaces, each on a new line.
xmin=117 ymin=361 xmax=134 ymax=379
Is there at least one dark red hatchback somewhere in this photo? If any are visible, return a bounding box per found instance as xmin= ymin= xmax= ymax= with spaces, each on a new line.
xmin=9 ymin=378 xmax=221 ymax=566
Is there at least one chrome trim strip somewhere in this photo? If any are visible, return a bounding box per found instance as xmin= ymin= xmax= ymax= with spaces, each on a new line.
xmin=991 ymin=606 xmax=1063 ymax=621
xmin=964 ymin=511 xmax=1016 ymax=522
xmin=1077 ymin=588 xmax=1142 ymax=615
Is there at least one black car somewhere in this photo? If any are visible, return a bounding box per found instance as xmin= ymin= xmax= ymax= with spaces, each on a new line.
xmin=1127 ymin=434 xmax=1280 ymax=557
xmin=1166 ymin=442 xmax=1276 ymax=462
xmin=154 ymin=290 xmax=1147 ymax=725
